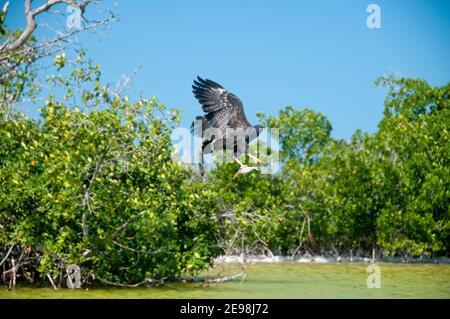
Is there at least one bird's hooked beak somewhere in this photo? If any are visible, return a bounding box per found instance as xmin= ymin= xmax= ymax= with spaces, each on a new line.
xmin=255 ymin=124 xmax=264 ymax=137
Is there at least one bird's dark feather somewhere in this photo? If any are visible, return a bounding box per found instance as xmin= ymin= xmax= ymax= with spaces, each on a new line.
xmin=192 ymin=76 xmax=256 ymax=157
xmin=192 ymin=76 xmax=249 ymax=127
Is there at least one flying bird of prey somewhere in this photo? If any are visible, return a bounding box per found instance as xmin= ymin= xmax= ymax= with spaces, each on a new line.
xmin=192 ymin=76 xmax=263 ymax=175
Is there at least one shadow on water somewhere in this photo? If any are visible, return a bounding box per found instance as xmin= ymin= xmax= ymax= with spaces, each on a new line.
xmin=1 ymin=263 xmax=449 ymax=299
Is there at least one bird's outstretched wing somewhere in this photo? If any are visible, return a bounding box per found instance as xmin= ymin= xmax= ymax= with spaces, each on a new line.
xmin=192 ymin=76 xmax=246 ymax=130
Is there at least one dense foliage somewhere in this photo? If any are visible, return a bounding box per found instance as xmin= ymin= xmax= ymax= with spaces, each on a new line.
xmin=1 ymin=15 xmax=448 ymax=288
xmin=212 ymin=78 xmax=449 ymax=258
xmin=1 ymin=54 xmax=221 ymax=285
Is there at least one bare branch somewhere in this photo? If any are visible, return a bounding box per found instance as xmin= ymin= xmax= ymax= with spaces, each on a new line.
xmin=112 ymin=210 xmax=147 ymax=239
xmin=112 ymin=240 xmax=141 ymax=270
xmin=2 ymin=1 xmax=9 ymax=15
xmin=1 ymin=0 xmax=116 ymax=119
xmin=35 ymin=11 xmax=116 ymax=52
xmin=81 ymin=160 xmax=101 ymax=240
xmin=2 ymin=257 xmax=16 ymax=289
xmin=97 ymin=276 xmax=166 ymax=288
xmin=46 ymin=273 xmax=58 ymax=290
xmin=1 ymin=0 xmax=111 ymax=56
xmin=204 ymin=270 xmax=246 ymax=285
xmin=0 ymin=244 xmax=14 ymax=268
xmin=113 ymin=64 xmax=143 ymax=98
xmin=291 ymin=218 xmax=306 ymax=259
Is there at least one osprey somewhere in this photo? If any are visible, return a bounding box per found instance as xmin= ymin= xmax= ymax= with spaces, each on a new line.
xmin=191 ymin=76 xmax=263 ymax=175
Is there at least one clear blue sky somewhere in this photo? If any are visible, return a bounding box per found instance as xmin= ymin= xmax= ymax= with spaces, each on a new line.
xmin=5 ymin=0 xmax=450 ymax=140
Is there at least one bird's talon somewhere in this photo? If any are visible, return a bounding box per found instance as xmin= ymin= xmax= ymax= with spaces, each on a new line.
xmin=247 ymin=154 xmax=263 ymax=164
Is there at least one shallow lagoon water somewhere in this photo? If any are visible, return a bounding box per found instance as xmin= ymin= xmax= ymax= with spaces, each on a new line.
xmin=1 ymin=263 xmax=449 ymax=298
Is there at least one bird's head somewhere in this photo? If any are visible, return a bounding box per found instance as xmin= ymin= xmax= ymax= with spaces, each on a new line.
xmin=254 ymin=124 xmax=264 ymax=137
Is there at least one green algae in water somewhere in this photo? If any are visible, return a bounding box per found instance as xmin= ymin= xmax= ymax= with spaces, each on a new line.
xmin=1 ymin=263 xmax=449 ymax=299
